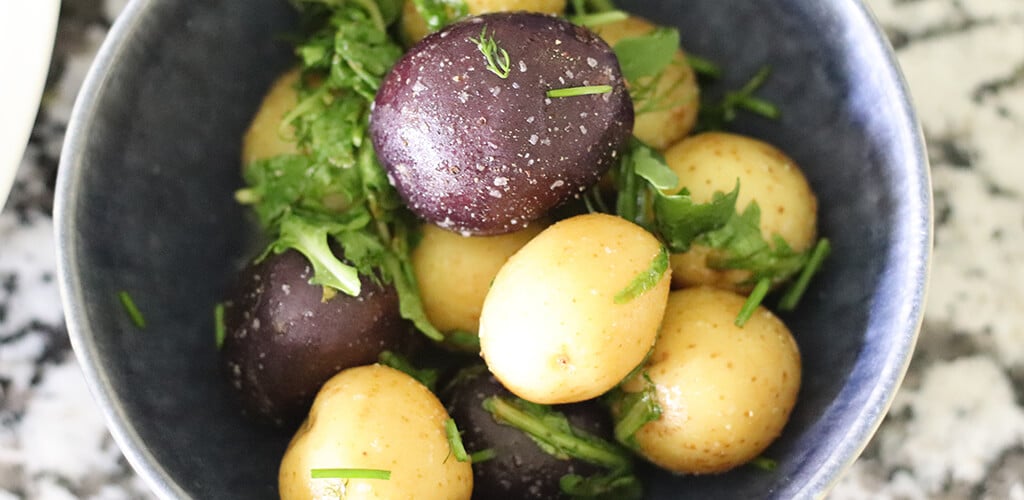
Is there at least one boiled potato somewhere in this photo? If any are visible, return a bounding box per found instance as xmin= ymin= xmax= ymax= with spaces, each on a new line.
xmin=401 ymin=0 xmax=567 ymax=44
xmin=413 ymin=223 xmax=543 ymax=342
xmin=479 ymin=213 xmax=670 ymax=404
xmin=242 ymin=68 xmax=300 ymax=167
xmin=618 ymin=287 xmax=801 ymax=474
xmin=664 ymin=132 xmax=818 ymax=292
xmin=592 ymin=16 xmax=699 ymax=150
xmin=279 ymin=365 xmax=473 ymax=500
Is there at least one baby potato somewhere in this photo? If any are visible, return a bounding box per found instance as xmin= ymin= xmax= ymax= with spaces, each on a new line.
xmin=618 ymin=287 xmax=801 ymax=474
xmin=664 ymin=132 xmax=818 ymax=291
xmin=242 ymin=68 xmax=300 ymax=167
xmin=413 ymin=223 xmax=543 ymax=342
xmin=592 ymin=16 xmax=699 ymax=150
xmin=401 ymin=0 xmax=567 ymax=44
xmin=479 ymin=213 xmax=670 ymax=404
xmin=279 ymin=365 xmax=473 ymax=500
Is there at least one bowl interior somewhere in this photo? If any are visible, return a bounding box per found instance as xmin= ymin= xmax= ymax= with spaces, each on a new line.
xmin=57 ymin=0 xmax=930 ymax=498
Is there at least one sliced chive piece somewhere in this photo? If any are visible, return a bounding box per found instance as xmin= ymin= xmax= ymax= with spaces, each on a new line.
xmin=685 ymin=54 xmax=721 ymax=78
xmin=750 ymin=456 xmax=778 ymax=471
xmin=735 ymin=277 xmax=772 ymax=327
xmin=214 ymin=303 xmax=226 ymax=349
xmin=778 ymin=238 xmax=831 ymax=311
xmin=444 ymin=418 xmax=470 ymax=462
xmin=569 ymin=10 xmax=628 ymax=27
xmin=310 ymin=468 xmax=392 ymax=480
xmin=118 ymin=291 xmax=146 ymax=329
xmin=469 ymin=448 xmax=497 ymax=464
xmin=546 ymin=85 xmax=613 ymax=98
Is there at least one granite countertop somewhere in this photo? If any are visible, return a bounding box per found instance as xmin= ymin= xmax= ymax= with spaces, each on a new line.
xmin=1 ymin=0 xmax=1022 ymax=498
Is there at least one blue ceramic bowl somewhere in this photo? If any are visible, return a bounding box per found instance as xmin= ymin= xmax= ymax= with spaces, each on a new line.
xmin=56 ymin=0 xmax=931 ymax=498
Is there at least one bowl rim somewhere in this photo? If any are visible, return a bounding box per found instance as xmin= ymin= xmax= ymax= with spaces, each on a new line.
xmin=55 ymin=0 xmax=932 ymax=499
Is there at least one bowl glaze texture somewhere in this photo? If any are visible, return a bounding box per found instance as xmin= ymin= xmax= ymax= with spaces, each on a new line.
xmin=56 ymin=0 xmax=931 ymax=498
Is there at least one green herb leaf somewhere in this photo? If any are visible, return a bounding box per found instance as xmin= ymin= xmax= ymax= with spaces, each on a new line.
xmin=685 ymin=54 xmax=721 ymax=78
xmin=378 ymin=351 xmax=440 ymax=391
xmin=468 ymin=448 xmax=497 ymax=463
xmin=613 ymin=28 xmax=680 ymax=81
xmin=446 ymin=330 xmax=481 ymax=351
xmin=560 ymin=468 xmax=643 ymax=500
xmin=653 ymin=184 xmax=739 ymax=253
xmin=778 ymin=238 xmax=831 ymax=310
xmin=270 ymin=215 xmax=362 ymax=296
xmin=310 ymin=468 xmax=392 ymax=480
xmin=698 ymin=65 xmax=780 ymax=131
xmin=444 ymin=418 xmax=470 ymax=462
xmin=469 ymin=26 xmax=512 ymax=79
xmin=568 ymin=10 xmax=628 ymax=28
xmin=749 ymin=456 xmax=778 ymax=472
xmin=631 ymin=145 xmax=678 ymax=190
xmin=547 ymin=85 xmax=614 ymax=98
xmin=734 ymin=277 xmax=772 ymax=327
xmin=214 ymin=303 xmax=226 ymax=349
xmin=410 ymin=0 xmax=469 ymax=33
xmin=614 ymin=247 xmax=669 ymax=304
xmin=609 ymin=373 xmax=661 ymax=449
xmin=482 ymin=396 xmax=633 ymax=470
xmin=700 ymin=202 xmax=809 ymax=284
xmin=118 ymin=291 xmax=146 ymax=329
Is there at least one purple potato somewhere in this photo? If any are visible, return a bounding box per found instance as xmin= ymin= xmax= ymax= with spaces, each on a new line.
xmin=443 ymin=367 xmax=613 ymax=499
xmin=220 ymin=250 xmax=410 ymax=427
xmin=371 ymin=13 xmax=633 ymax=235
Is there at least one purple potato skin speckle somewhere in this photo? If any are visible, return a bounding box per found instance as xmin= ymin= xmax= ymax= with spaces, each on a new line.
xmin=443 ymin=367 xmax=613 ymax=499
xmin=220 ymin=250 xmax=410 ymax=428
xmin=371 ymin=13 xmax=633 ymax=235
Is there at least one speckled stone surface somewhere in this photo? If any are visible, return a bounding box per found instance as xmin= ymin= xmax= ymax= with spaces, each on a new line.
xmin=0 ymin=0 xmax=1022 ymax=498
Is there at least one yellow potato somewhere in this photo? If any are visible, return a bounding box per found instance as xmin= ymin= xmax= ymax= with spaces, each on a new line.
xmin=620 ymin=287 xmax=801 ymax=474
xmin=401 ymin=0 xmax=567 ymax=45
xmin=413 ymin=222 xmax=543 ymax=342
xmin=242 ymin=68 xmax=300 ymax=167
xmin=592 ymin=16 xmax=699 ymax=150
xmin=664 ymin=132 xmax=818 ymax=292
xmin=479 ymin=213 xmax=670 ymax=404
xmin=279 ymin=365 xmax=473 ymax=500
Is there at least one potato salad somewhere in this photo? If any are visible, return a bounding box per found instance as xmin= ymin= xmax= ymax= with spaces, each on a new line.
xmin=218 ymin=0 xmax=830 ymax=498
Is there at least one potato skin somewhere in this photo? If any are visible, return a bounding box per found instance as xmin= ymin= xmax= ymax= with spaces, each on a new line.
xmin=413 ymin=223 xmax=543 ymax=339
xmin=479 ymin=213 xmax=670 ymax=404
xmin=242 ymin=68 xmax=300 ymax=167
xmin=279 ymin=365 xmax=473 ymax=500
xmin=442 ymin=367 xmax=610 ymax=499
xmin=220 ymin=250 xmax=409 ymax=427
xmin=592 ymin=16 xmax=699 ymax=150
xmin=401 ymin=0 xmax=568 ymax=44
xmin=619 ymin=287 xmax=801 ymax=474
xmin=372 ymin=13 xmax=633 ymax=235
xmin=663 ymin=132 xmax=818 ymax=291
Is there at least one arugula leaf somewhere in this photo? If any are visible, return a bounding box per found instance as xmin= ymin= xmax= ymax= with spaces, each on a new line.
xmin=613 ymin=28 xmax=680 ymax=82
xmin=698 ymin=65 xmax=780 ymax=131
xmin=270 ymin=214 xmax=363 ymax=296
xmin=609 ymin=373 xmax=661 ymax=449
xmin=631 ymin=145 xmax=677 ymax=190
xmin=378 ymin=351 xmax=440 ymax=391
xmin=653 ymin=184 xmax=739 ymax=253
xmin=700 ymin=203 xmax=809 ymax=284
xmin=560 ymin=468 xmax=643 ymax=500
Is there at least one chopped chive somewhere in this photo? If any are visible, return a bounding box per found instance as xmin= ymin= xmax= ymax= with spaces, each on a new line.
xmin=469 ymin=448 xmax=497 ymax=464
xmin=750 ymin=456 xmax=778 ymax=471
xmin=778 ymin=238 xmax=831 ymax=311
xmin=214 ymin=303 xmax=226 ymax=349
xmin=444 ymin=418 xmax=470 ymax=462
xmin=735 ymin=96 xmax=781 ymax=119
xmin=685 ymin=54 xmax=721 ymax=78
xmin=569 ymin=10 xmax=628 ymax=27
xmin=734 ymin=277 xmax=772 ymax=327
xmin=546 ymin=85 xmax=613 ymax=98
xmin=118 ymin=291 xmax=146 ymax=329
xmin=310 ymin=468 xmax=392 ymax=480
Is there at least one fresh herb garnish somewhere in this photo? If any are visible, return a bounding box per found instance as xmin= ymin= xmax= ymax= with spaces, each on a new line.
xmin=570 ymin=0 xmax=618 ymax=16
xmin=444 ymin=418 xmax=470 ymax=462
xmin=378 ymin=351 xmax=440 ymax=391
xmin=469 ymin=26 xmax=511 ymax=79
xmin=410 ymin=0 xmax=469 ymax=33
xmin=778 ymin=238 xmax=831 ymax=310
xmin=310 ymin=468 xmax=392 ymax=480
xmin=698 ymin=65 xmax=780 ymax=131
xmin=614 ymin=247 xmax=669 ymax=304
xmin=560 ymin=468 xmax=643 ymax=499
xmin=685 ymin=54 xmax=722 ymax=78
xmin=749 ymin=456 xmax=779 ymax=472
xmin=482 ymin=396 xmax=633 ymax=470
xmin=118 ymin=291 xmax=145 ymax=329
xmin=568 ymin=10 xmax=628 ymax=28
xmin=468 ymin=448 xmax=497 ymax=464
xmin=609 ymin=373 xmax=661 ymax=449
xmin=546 ymin=85 xmax=614 ymax=98
xmin=214 ymin=303 xmax=226 ymax=349
xmin=735 ymin=277 xmax=772 ymax=327
xmin=446 ymin=330 xmax=481 ymax=351
xmin=613 ymin=28 xmax=680 ymax=82
xmin=238 ymin=0 xmax=443 ymax=341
